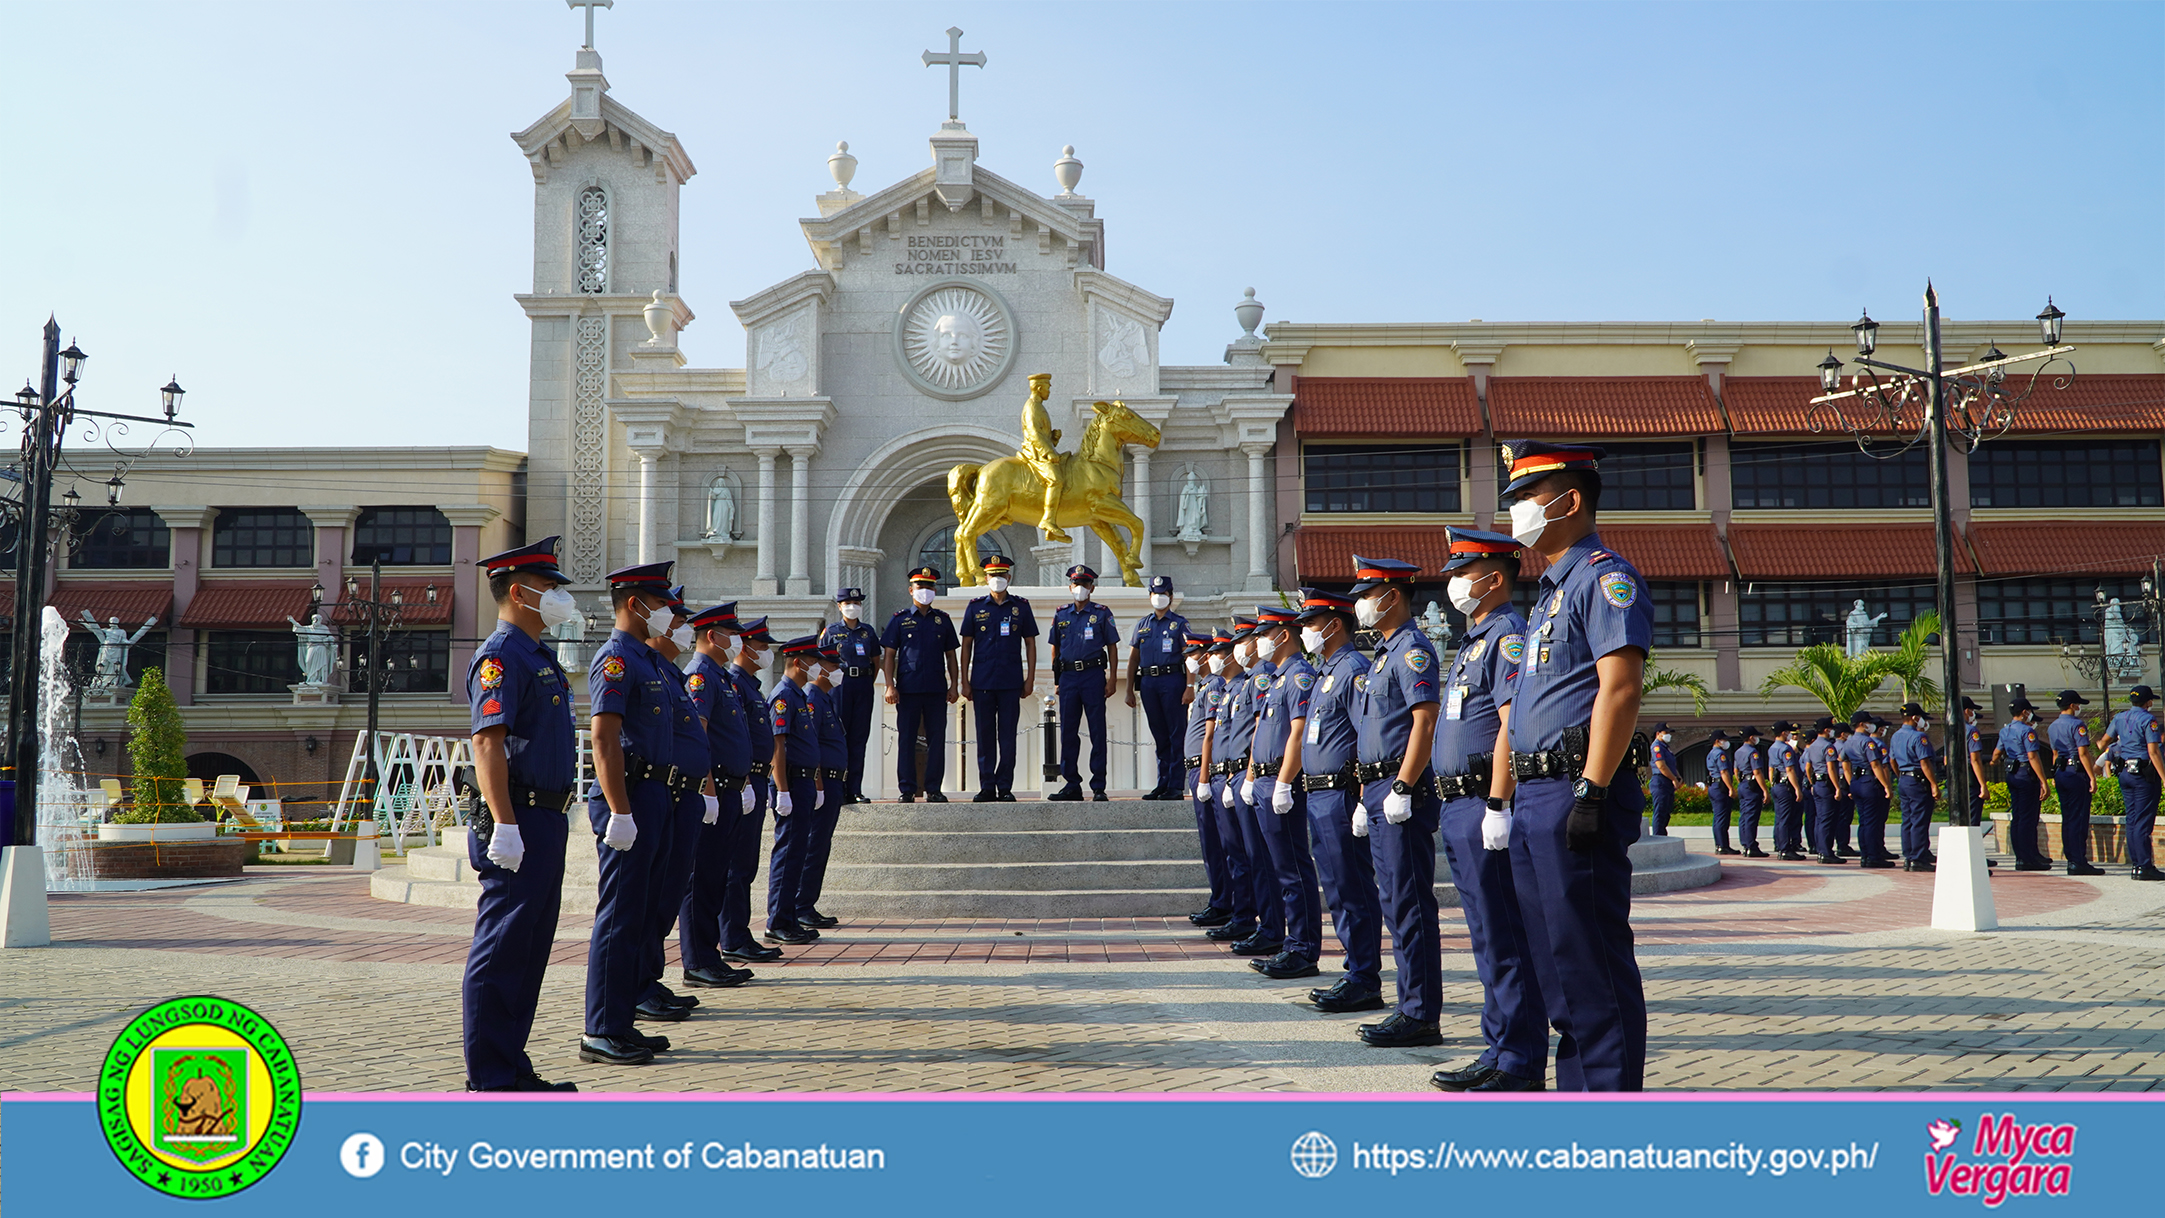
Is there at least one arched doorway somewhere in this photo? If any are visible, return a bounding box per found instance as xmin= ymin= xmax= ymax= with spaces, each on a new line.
xmin=187 ymin=752 xmax=262 ymax=787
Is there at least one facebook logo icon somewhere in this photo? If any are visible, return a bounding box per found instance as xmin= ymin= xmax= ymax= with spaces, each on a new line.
xmin=340 ymin=1132 xmax=385 ymax=1179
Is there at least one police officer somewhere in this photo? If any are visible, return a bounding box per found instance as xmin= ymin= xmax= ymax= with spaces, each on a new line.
xmin=719 ymin=619 xmax=783 ymax=963
xmin=1129 ymin=575 xmax=1192 ymax=800
xmin=1427 ymin=528 xmax=1545 ymax=1092
xmin=1829 ymin=719 xmax=1859 ymax=857
xmin=1804 ymin=717 xmax=1843 ymax=864
xmin=1839 ymin=712 xmax=1896 ymax=868
xmin=1735 ymin=726 xmax=1768 ymax=858
xmin=1197 ymin=627 xmax=1262 ymax=943
xmin=462 ymin=537 xmax=580 ymax=1091
xmin=789 ymin=646 xmax=849 ymax=929
xmin=1247 ymin=604 xmax=1323 ymax=980
xmin=582 ymin=561 xmax=690 ymax=1067
xmin=1208 ymin=618 xmax=1284 ymax=954
xmin=637 ymin=586 xmax=712 ymax=1026
xmin=1180 ymin=632 xmax=1234 ymax=926
xmin=1764 ymin=722 xmax=1802 ymax=860
xmin=1048 ymin=565 xmax=1119 ymax=801
xmin=1992 ymin=699 xmax=2052 ymax=871
xmin=1348 ymin=554 xmax=1445 ymax=1049
xmin=765 ymin=636 xmax=827 ymax=943
xmin=1495 ymin=441 xmax=1653 ymax=1091
xmin=882 ymin=567 xmax=960 ymax=802
xmin=1705 ymin=729 xmax=1737 ymax=855
xmin=957 ymin=554 xmax=1037 ymax=802
xmin=1290 ymin=590 xmax=1384 ymax=1014
xmin=1961 ymin=696 xmax=1988 ymax=830
xmin=1647 ymin=723 xmax=1678 ymax=836
xmin=678 ymin=603 xmax=755 ymax=990
xmin=2048 ymin=691 xmax=2104 ymax=877
xmin=821 ymin=588 xmax=883 ymax=803
xmin=1888 ymin=702 xmax=1942 ymax=873
xmin=2096 ymin=686 xmax=2165 ymax=881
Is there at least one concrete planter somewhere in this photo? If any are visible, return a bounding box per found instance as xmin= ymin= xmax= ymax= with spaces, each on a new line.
xmin=79 ymin=837 xmax=250 ymax=880
xmin=96 ymin=821 xmax=217 ymax=843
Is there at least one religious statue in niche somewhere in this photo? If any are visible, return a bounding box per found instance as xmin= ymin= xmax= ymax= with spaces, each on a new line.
xmin=2104 ymin=598 xmax=2144 ymax=680
xmin=1844 ymin=600 xmax=1888 ymax=658
xmin=77 ymin=611 xmax=157 ymax=689
xmin=1175 ymin=466 xmax=1210 ymax=543
xmin=287 ymin=613 xmax=339 ymax=687
xmin=702 ymin=473 xmax=740 ymax=541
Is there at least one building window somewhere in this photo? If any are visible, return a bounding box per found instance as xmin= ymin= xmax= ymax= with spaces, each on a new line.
xmin=1977 ymin=578 xmax=2150 ymax=645
xmin=205 ymin=631 xmax=303 ymax=694
xmin=915 ymin=526 xmax=1004 ymax=590
xmin=349 ymin=629 xmax=450 ymax=695
xmin=73 ymin=508 xmax=170 ymax=569
xmin=212 ymin=509 xmax=312 ymax=568
xmin=1739 ymin=581 xmax=1936 ymax=648
xmin=63 ymin=629 xmax=167 ymax=687
xmin=1304 ymin=443 xmax=1461 ymax=514
xmin=576 ymin=186 xmax=609 ymax=294
xmin=1970 ymin=440 xmax=2163 ymax=509
xmin=1731 ymin=443 xmax=1931 ymax=510
xmin=1597 ymin=442 xmax=1696 ymax=511
xmin=1649 ymin=581 xmax=1703 ymax=648
xmin=351 ymin=507 xmax=453 ymax=566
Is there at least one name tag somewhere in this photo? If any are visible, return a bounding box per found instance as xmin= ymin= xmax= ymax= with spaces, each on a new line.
xmin=1445 ymin=684 xmax=1467 ymax=721
xmin=856 ymin=642 xmax=866 ymax=655
xmin=1161 ymin=636 xmax=1173 ymax=652
xmin=1307 ymin=718 xmax=1322 ymax=744
xmin=1083 ymin=625 xmax=1094 ymax=640
xmin=999 ymin=619 xmax=1011 ymax=636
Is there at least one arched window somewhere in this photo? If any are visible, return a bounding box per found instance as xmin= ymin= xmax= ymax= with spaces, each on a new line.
xmin=916 ymin=526 xmax=1005 ymax=588
xmin=576 ymin=186 xmax=609 ymax=294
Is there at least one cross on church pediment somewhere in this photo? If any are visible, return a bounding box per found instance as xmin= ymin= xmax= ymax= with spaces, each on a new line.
xmin=568 ymin=0 xmax=612 ymax=50
xmin=922 ymin=26 xmax=985 ymax=123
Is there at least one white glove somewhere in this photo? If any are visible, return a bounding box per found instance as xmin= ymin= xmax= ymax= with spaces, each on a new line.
xmin=741 ymin=784 xmax=757 ymax=814
xmin=1481 ymin=802 xmax=1513 ymax=851
xmin=1271 ymin=782 xmax=1295 ymax=816
xmin=702 ymin=794 xmax=720 ymax=824
xmin=484 ymin=821 xmax=524 ymax=871
xmin=1219 ymin=782 xmax=1234 ymax=808
xmin=1383 ymin=790 xmax=1413 ymax=824
xmin=774 ymin=790 xmax=794 ymax=817
xmin=1195 ymin=781 xmax=1210 ymax=802
xmin=602 ymin=812 xmax=637 ymax=852
xmin=1352 ymin=806 xmax=1371 ymax=837
xmin=1241 ymin=777 xmax=1257 ymax=805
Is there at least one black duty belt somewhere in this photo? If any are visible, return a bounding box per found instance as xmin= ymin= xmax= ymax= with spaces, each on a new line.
xmin=1055 ymin=655 xmax=1109 ymax=674
xmin=625 ymin=754 xmax=696 ymax=794
xmin=843 ymin=665 xmax=874 ymax=679
xmin=1183 ymin=755 xmax=1203 ymax=771
xmin=1899 ymin=767 xmax=1924 ymax=778
xmin=1435 ymin=773 xmax=1487 ymax=800
xmin=1139 ymin=663 xmax=1181 ymax=677
xmin=2119 ymin=757 xmax=2157 ymax=778
xmin=1252 ymin=754 xmax=1285 ymax=774
xmin=1301 ymin=766 xmax=1358 ymax=793
xmin=1510 ymin=725 xmax=1651 ymax=781
xmin=785 ymin=764 xmax=821 ymax=783
xmin=1209 ymin=754 xmax=1249 ymax=776
xmin=1354 ymin=756 xmax=1409 ymax=784
xmin=712 ymin=769 xmax=747 ymax=794
xmin=748 ymin=760 xmax=771 ymax=778
xmin=497 ymin=783 xmax=577 ymax=813
xmin=823 ymin=768 xmax=848 ymax=781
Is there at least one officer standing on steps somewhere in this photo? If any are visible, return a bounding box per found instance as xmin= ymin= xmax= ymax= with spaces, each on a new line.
xmin=1705 ymin=729 xmax=1736 ymax=855
xmin=1992 ymin=699 xmax=2052 ymax=872
xmin=820 ymin=589 xmax=882 ymax=804
xmin=1183 ymin=631 xmax=1235 ymax=928
xmin=766 ymin=637 xmax=828 ymax=943
xmin=719 ymin=619 xmax=782 ymax=964
xmin=1246 ymin=605 xmax=1322 ymax=981
xmin=2048 ymin=691 xmax=2103 ymax=877
xmin=2097 ymin=686 xmax=2165 ymax=881
xmin=1128 ymin=576 xmax=1192 ymax=800
xmin=1197 ymin=628 xmax=1260 ymax=943
xmin=1291 ymin=590 xmax=1383 ymax=1015
xmin=1427 ymin=528 xmax=1546 ymax=1092
xmin=678 ymin=603 xmax=755 ymax=990
xmin=1207 ymin=618 xmax=1282 ymax=952
xmin=1347 ymin=554 xmax=1445 ymax=1050
xmin=1647 ymin=724 xmax=1678 ymax=836
xmin=957 ymin=555 xmax=1036 ymax=802
xmin=790 ymin=646 xmax=848 ymax=930
xmin=1888 ymin=702 xmax=1942 ymax=873
xmin=1735 ymin=726 xmax=1769 ymax=858
xmin=1495 ymin=440 xmax=1654 ymax=1091
xmin=882 ymin=567 xmax=960 ymax=803
xmin=1048 ymin=565 xmax=1119 ymax=801
xmin=462 ymin=537 xmax=580 ymax=1092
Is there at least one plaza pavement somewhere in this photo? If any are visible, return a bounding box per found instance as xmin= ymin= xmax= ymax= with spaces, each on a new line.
xmin=4 ymin=856 xmax=2164 ymax=1094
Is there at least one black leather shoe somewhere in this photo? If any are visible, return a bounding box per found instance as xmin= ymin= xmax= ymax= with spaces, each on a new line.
xmin=682 ymin=966 xmax=750 ymax=989
xmin=1714 ymin=847 xmax=1741 ymax=856
xmin=998 ymin=790 xmax=1017 ymax=802
xmin=2014 ymin=861 xmax=2051 ymax=872
xmin=1743 ymin=847 xmax=1769 ymax=858
xmin=1816 ymin=853 xmax=1846 ymax=865
xmin=1187 ymin=906 xmax=1232 ymax=927
xmin=578 ymin=1035 xmax=654 ymax=1066
xmin=1205 ymin=921 xmax=1258 ymax=942
xmin=1778 ymin=850 xmax=1806 ymax=861
xmin=1357 ymin=1012 xmax=1444 ymax=1047
xmin=626 ymin=1030 xmax=672 ymax=1053
xmin=1906 ymin=860 xmax=1938 ymax=872
xmin=721 ymin=943 xmax=783 ymax=963
xmin=514 ymin=1072 xmax=578 ymax=1092
xmin=1252 ymin=952 xmax=1320 ymax=979
xmin=1860 ymin=858 xmax=1897 ymax=869
xmin=2133 ymin=865 xmax=2165 ymax=882
xmin=1091 ymin=791 xmax=1110 ymax=802
xmin=802 ymin=910 xmax=839 ymax=929
xmin=650 ymin=985 xmax=697 ymax=1009
xmin=1047 ymin=786 xmax=1085 ymax=801
xmin=927 ymin=792 xmax=949 ymax=803
xmin=1312 ymin=987 xmax=1387 ymax=1014
xmin=1837 ymin=845 xmax=1859 ymax=857
xmin=2067 ymin=862 xmax=2105 ymax=876
xmin=1230 ymin=935 xmax=1284 ymax=957
xmin=765 ymin=925 xmax=819 ymax=944
xmin=633 ymin=999 xmax=689 ymax=1022
xmin=1466 ymin=1069 xmax=1543 ymax=1092
xmin=1430 ymin=1062 xmax=1497 ymax=1091
xmin=973 ymin=789 xmax=1000 ymax=803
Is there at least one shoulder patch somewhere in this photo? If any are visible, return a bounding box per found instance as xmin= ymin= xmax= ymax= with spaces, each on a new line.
xmin=1254 ymin=674 xmax=1272 ymax=692
xmin=685 ymin=673 xmax=705 ymax=693
xmin=480 ymin=698 xmax=502 ymax=715
xmin=1500 ymin=634 xmax=1526 ymax=664
xmin=1295 ymin=672 xmax=1314 ymax=691
xmin=478 ymin=658 xmax=504 ymax=689
xmin=1599 ymin=571 xmax=1637 ymax=609
xmin=772 ymin=697 xmax=787 ymax=714
xmin=600 ymin=656 xmax=625 ymax=680
xmin=1406 ymin=649 xmax=1431 ymax=674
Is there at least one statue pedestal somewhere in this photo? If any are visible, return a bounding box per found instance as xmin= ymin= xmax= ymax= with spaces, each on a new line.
xmin=289 ymin=683 xmax=342 ymax=706
xmin=1029 ymin=541 xmax=1074 ymax=582
xmin=79 ymin=685 xmax=134 ymax=709
xmin=932 ymin=585 xmax=1169 ymax=623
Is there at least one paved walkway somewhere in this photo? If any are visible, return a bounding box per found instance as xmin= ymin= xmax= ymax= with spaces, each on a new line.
xmin=5 ymin=856 xmax=2164 ymax=1093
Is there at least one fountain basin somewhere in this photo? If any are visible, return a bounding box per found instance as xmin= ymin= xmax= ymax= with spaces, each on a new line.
xmin=95 ymin=822 xmax=217 ymax=843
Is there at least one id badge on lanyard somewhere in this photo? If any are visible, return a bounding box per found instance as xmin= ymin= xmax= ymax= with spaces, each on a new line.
xmin=1445 ymin=684 xmax=1467 ymax=721
xmin=999 ymin=618 xmax=1011 ymax=637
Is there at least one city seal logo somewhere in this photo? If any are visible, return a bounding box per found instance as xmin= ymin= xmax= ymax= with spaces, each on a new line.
xmin=1599 ymin=572 xmax=1637 ymax=609
xmin=1500 ymin=634 xmax=1526 ymax=664
xmin=98 ymin=996 xmax=300 ymax=1200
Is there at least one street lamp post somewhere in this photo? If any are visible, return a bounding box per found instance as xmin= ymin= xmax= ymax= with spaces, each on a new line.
xmin=1811 ymin=285 xmax=2075 ymax=933
xmin=326 ymin=558 xmax=435 ymax=800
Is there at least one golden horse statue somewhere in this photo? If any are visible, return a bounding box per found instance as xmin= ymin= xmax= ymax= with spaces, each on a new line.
xmin=946 ymin=396 xmax=1162 ymax=586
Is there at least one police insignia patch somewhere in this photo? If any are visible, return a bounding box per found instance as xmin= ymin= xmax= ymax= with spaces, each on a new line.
xmin=1254 ymin=675 xmax=1272 ymax=691
xmin=686 ymin=674 xmax=705 ymax=693
xmin=1501 ymin=634 xmax=1527 ymax=664
xmin=601 ymin=657 xmax=625 ymax=680
xmin=1464 ymin=638 xmax=1487 ymax=663
xmin=1599 ymin=571 xmax=1637 ymax=609
xmin=1406 ymin=650 xmax=1431 ymax=673
xmin=480 ymin=699 xmax=501 ymax=715
xmin=478 ymin=659 xmax=504 ymax=689
xmin=773 ymin=698 xmax=787 ymax=714
xmin=1295 ymin=673 xmax=1314 ymax=690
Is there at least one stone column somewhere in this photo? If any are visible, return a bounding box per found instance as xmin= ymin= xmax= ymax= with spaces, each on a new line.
xmin=298 ymin=506 xmax=359 ymax=611
xmin=153 ymin=506 xmax=216 ymax=706
xmin=1242 ymin=441 xmax=1272 ymax=589
xmin=1468 ymin=436 xmax=1498 ymax=531
xmin=787 ymin=446 xmax=814 ymax=596
xmin=441 ymin=505 xmax=503 ymax=707
xmin=1703 ymin=435 xmax=1742 ymax=692
xmin=1130 ymin=447 xmax=1153 ymax=577
xmin=753 ymin=447 xmax=780 ymax=595
xmin=634 ymin=451 xmax=661 ymax=563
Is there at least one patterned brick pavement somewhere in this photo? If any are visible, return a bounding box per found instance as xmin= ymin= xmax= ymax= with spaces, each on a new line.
xmin=4 ymin=855 xmax=2163 ymax=1094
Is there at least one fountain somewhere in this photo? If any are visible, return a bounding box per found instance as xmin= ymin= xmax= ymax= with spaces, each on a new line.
xmin=34 ymin=607 xmax=97 ymax=889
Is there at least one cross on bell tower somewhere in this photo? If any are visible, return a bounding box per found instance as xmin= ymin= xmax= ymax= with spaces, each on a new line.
xmin=921 ymin=26 xmax=986 ymax=124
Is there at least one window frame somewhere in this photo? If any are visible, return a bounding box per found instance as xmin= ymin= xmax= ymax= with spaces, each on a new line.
xmin=1302 ymin=441 xmax=1463 ymax=515
xmin=1738 ymin=580 xmax=1938 ymax=649
xmin=211 ymin=508 xmax=314 ymax=570
xmin=1969 ymin=440 xmax=2164 ymax=509
xmin=1730 ymin=442 xmax=1932 ymax=511
xmin=1976 ymin=577 xmax=2151 ymax=646
xmin=71 ymin=508 xmax=171 ymax=570
xmin=347 ymin=627 xmax=452 ymax=695
xmin=203 ymin=630 xmax=305 ymax=695
xmin=350 ymin=507 xmax=454 ymax=567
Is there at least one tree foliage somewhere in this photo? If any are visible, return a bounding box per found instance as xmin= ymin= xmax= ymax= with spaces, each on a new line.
xmin=120 ymin=667 xmax=196 ymax=824
xmin=1758 ymin=644 xmax=1890 ymax=721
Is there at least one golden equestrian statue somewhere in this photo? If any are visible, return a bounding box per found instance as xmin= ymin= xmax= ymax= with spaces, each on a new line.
xmin=946 ymin=373 xmax=1162 ymax=587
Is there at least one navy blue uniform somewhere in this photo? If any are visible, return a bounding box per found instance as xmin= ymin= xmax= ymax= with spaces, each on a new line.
xmin=584 ymin=630 xmax=677 ymax=1039
xmin=1804 ymin=734 xmax=1839 ymax=857
xmin=1505 ymin=535 xmax=1652 ymax=1092
xmin=1706 ymin=743 xmax=1735 ymax=852
xmin=821 ymin=619 xmax=882 ymax=800
xmin=643 ymin=655 xmax=710 ymax=1002
xmin=1188 ymin=674 xmax=1235 ymax=914
xmin=1888 ymin=722 xmax=1939 ymax=865
xmin=1433 ymin=609 xmax=1545 ymax=1083
xmin=1648 ymin=735 xmax=1676 ymax=836
xmin=1838 ymin=732 xmax=1892 ymax=863
xmin=2105 ymin=707 xmax=2161 ymax=872
xmin=1767 ymin=737 xmax=1802 ymax=855
xmin=1215 ymin=662 xmax=1281 ymax=939
xmin=1133 ymin=609 xmax=1192 ymax=794
xmin=1964 ymin=717 xmax=1988 ymax=828
xmin=1251 ymin=655 xmax=1321 ymax=959
xmin=461 ymin=622 xmax=578 ymax=1089
xmin=958 ymin=593 xmax=1037 ymax=794
xmin=1300 ymin=644 xmax=1379 ymax=992
xmin=765 ymin=676 xmax=823 ymax=933
xmin=883 ymin=606 xmax=959 ymax=797
xmin=2047 ymin=713 xmax=2094 ymax=867
xmin=1997 ymin=719 xmax=2048 ymax=868
xmin=790 ymin=680 xmax=850 ymax=924
xmin=1358 ymin=622 xmax=1444 ymax=1024
xmin=720 ymin=662 xmax=772 ymax=952
xmin=1735 ymin=739 xmax=1766 ymax=852
xmin=677 ymin=652 xmax=752 ymax=974
xmin=1049 ymin=602 xmax=1119 ymax=793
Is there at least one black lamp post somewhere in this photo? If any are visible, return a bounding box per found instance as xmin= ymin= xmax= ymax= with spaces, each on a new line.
xmin=330 ymin=558 xmax=436 ymax=796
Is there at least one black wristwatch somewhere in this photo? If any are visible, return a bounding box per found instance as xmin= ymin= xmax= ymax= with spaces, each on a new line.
xmin=1485 ymin=796 xmax=1507 ymax=812
xmin=1391 ymin=778 xmax=1413 ymax=796
xmin=1573 ymin=778 xmax=1609 ymax=802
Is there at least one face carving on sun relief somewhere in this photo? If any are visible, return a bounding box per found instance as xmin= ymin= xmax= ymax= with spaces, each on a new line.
xmin=931 ymin=312 xmax=981 ymax=364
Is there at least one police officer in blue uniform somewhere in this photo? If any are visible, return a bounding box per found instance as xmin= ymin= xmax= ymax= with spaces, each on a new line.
xmin=1803 ymin=718 xmax=1842 ymax=864
xmin=1291 ymin=590 xmax=1385 ymax=1014
xmin=1961 ymin=697 xmax=1988 ymax=830
xmin=1348 ymin=554 xmax=1446 ymax=1049
xmin=820 ymin=588 xmax=882 ymax=803
xmin=1647 ymin=723 xmax=1678 ymax=836
xmin=1735 ymin=726 xmax=1769 ymax=858
xmin=1991 ymin=699 xmax=2051 ymax=870
xmin=1766 ymin=722 xmax=1806 ymax=861
xmin=1207 ymin=618 xmax=1282 ymax=951
xmin=1495 ymin=441 xmax=1653 ymax=1091
xmin=582 ymin=561 xmax=692 ymax=1067
xmin=957 ymin=554 xmax=1037 ymax=802
xmin=1428 ymin=528 xmax=1546 ymax=1091
xmin=1888 ymin=702 xmax=1943 ymax=872
xmin=1245 ymin=604 xmax=1322 ymax=980
xmin=1180 ymin=632 xmax=1234 ymax=926
xmin=678 ymin=603 xmax=755 ymax=989
xmin=790 ymin=646 xmax=849 ymax=929
xmin=637 ymin=586 xmax=713 ymax=1027
xmin=1128 ymin=575 xmax=1192 ymax=800
xmin=2097 ymin=686 xmax=2165 ymax=881
xmin=766 ymin=636 xmax=827 ymax=942
xmin=1839 ymin=712 xmax=1896 ymax=868
xmin=1704 ymin=729 xmax=1736 ymax=855
xmin=462 ymin=537 xmax=580 ymax=1091
xmin=1197 ymin=627 xmax=1262 ymax=942
xmin=1828 ymin=719 xmax=1859 ymax=856
xmin=882 ymin=567 xmax=961 ymax=802
xmin=1048 ymin=565 xmax=1120 ymax=801
xmin=2048 ymin=691 xmax=2104 ymax=877
xmin=719 ymin=619 xmax=783 ymax=962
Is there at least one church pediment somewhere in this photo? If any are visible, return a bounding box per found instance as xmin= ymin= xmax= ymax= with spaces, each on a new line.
xmin=512 ymin=93 xmax=696 ymax=186
xmin=799 ymin=164 xmax=1102 ymax=273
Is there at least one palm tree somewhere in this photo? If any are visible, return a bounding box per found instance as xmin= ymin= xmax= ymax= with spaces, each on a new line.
xmin=1642 ymin=650 xmax=1710 ymax=716
xmin=1876 ymin=610 xmax=1944 ymax=712
xmin=1758 ymin=643 xmax=1890 ymax=722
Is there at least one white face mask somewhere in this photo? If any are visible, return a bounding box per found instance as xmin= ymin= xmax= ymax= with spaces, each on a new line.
xmin=1447 ymin=573 xmax=1490 ymax=616
xmin=1254 ymin=635 xmax=1278 ymax=661
xmin=1233 ymin=641 xmax=1253 ymax=667
xmin=988 ymin=577 xmax=1010 ymax=594
xmin=1150 ymin=593 xmax=1170 ymax=610
xmin=1071 ymin=584 xmax=1092 ymax=603
xmin=643 ymin=601 xmax=676 ymax=639
xmin=912 ymin=587 xmax=936 ymax=606
xmin=1207 ymin=655 xmax=1226 ymax=675
xmin=718 ymin=634 xmax=739 ymax=660
xmin=1509 ymin=492 xmax=1570 ymax=548
xmin=1184 ymin=656 xmax=1200 ymax=674
xmin=1354 ymin=591 xmax=1389 ymax=629
xmin=527 ymin=585 xmax=581 ymax=629
xmin=1300 ymin=626 xmax=1326 ymax=654
xmin=840 ymin=603 xmax=862 ymax=621
xmin=668 ymin=624 xmax=694 ymax=650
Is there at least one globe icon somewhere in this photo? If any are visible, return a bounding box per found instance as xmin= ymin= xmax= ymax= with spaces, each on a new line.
xmin=1289 ymin=1130 xmax=1337 ymax=1178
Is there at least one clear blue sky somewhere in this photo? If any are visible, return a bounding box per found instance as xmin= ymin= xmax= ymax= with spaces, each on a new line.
xmin=10 ymin=1 xmax=2159 ymax=448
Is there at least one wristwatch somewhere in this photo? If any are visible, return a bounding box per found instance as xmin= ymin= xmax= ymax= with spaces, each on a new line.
xmin=1573 ymin=778 xmax=1609 ymax=802
xmin=1391 ymin=778 xmax=1413 ymax=797
xmin=1485 ymin=796 xmax=1507 ymax=812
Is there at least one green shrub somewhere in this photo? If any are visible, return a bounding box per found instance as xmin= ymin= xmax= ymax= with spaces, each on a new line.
xmin=116 ymin=668 xmax=197 ymax=824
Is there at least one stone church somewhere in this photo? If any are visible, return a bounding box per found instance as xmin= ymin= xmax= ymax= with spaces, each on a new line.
xmin=513 ymin=24 xmax=1289 ymax=635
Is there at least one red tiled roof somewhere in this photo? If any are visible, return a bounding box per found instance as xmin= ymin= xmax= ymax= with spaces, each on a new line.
xmin=1293 ymin=526 xmax=1453 ymax=583
xmin=1487 ymin=376 xmax=1725 ymax=438
xmin=178 ymin=581 xmax=319 ymax=629
xmin=1517 ymin=524 xmax=1731 ymax=582
xmin=1724 ymin=377 xmax=1857 ymax=434
xmin=328 ymin=578 xmax=454 ymax=626
xmin=1725 ymin=373 xmax=2165 ymax=434
xmin=1970 ymin=521 xmax=2165 ymax=575
xmin=1292 ymin=378 xmax=1482 ymax=438
xmin=47 ymin=583 xmax=173 ymax=628
xmin=1727 ymin=523 xmax=1971 ymax=579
